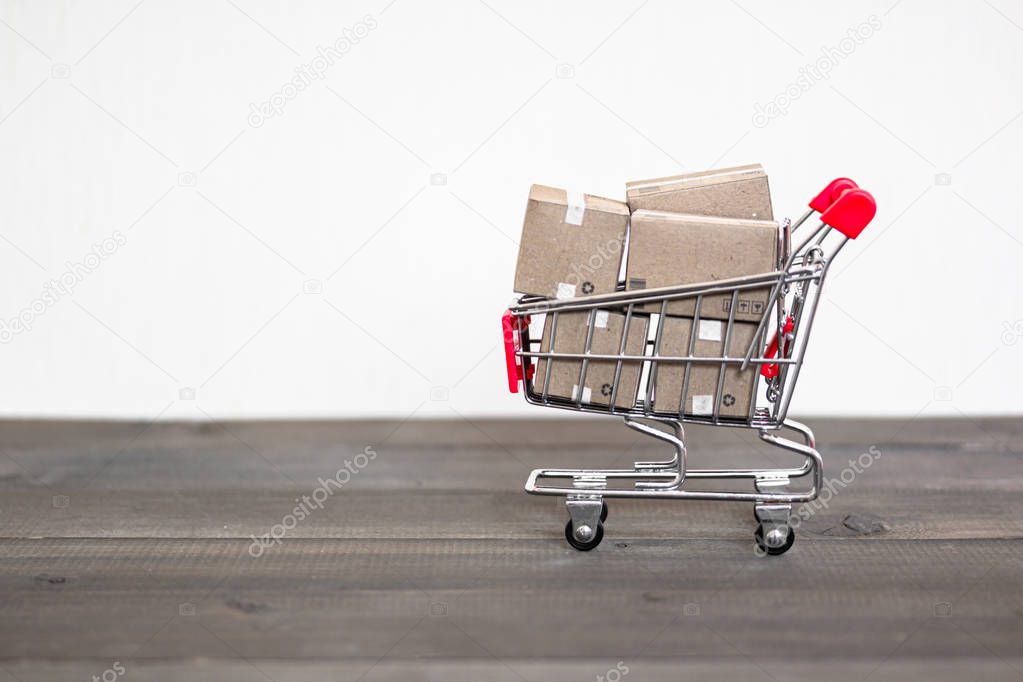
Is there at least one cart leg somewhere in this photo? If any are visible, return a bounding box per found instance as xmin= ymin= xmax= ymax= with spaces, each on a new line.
xmin=565 ymin=495 xmax=605 ymax=551
xmin=624 ymin=417 xmax=687 ymax=490
xmin=753 ymin=503 xmax=795 ymax=556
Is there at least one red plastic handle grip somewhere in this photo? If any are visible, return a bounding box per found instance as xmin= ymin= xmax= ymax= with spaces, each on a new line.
xmin=761 ymin=316 xmax=794 ymax=379
xmin=809 ymin=178 xmax=858 ymax=213
xmin=820 ymin=188 xmax=876 ymax=239
xmin=502 ymin=312 xmax=531 ymax=393
xmin=502 ymin=312 xmax=520 ymax=393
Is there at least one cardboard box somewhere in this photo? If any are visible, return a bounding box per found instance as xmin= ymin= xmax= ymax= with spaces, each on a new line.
xmin=652 ymin=316 xmax=759 ymax=419
xmin=535 ymin=310 xmax=649 ymax=409
xmin=625 ymin=210 xmax=779 ymax=322
xmin=626 ymin=164 xmax=773 ymax=220
xmin=514 ymin=185 xmax=629 ymax=299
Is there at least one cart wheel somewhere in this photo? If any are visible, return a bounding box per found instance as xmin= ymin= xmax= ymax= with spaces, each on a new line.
xmin=754 ymin=523 xmax=795 ymax=556
xmin=600 ymin=501 xmax=609 ymax=523
xmin=565 ymin=518 xmax=604 ymax=551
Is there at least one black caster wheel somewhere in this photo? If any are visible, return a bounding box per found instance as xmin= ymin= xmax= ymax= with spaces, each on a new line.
xmin=565 ymin=519 xmax=604 ymax=551
xmin=600 ymin=501 xmax=608 ymax=523
xmin=755 ymin=523 xmax=795 ymax=556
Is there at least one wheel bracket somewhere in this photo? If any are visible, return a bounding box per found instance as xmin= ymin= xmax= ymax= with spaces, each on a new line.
xmin=754 ymin=503 xmax=792 ymax=550
xmin=566 ymin=496 xmax=603 ymax=542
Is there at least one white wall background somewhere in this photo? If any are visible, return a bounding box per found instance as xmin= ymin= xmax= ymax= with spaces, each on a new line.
xmin=0 ymin=0 xmax=1020 ymax=420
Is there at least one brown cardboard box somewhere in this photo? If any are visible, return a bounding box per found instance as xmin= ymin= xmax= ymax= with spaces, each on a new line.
xmin=652 ymin=316 xmax=759 ymax=419
xmin=514 ymin=185 xmax=629 ymax=299
xmin=535 ymin=310 xmax=649 ymax=409
xmin=626 ymin=164 xmax=773 ymax=220
xmin=625 ymin=210 xmax=779 ymax=322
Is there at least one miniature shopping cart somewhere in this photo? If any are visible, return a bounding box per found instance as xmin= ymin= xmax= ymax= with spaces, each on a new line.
xmin=502 ymin=178 xmax=876 ymax=555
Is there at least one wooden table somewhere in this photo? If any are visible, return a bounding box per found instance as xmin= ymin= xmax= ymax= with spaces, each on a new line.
xmin=1 ymin=417 xmax=1021 ymax=680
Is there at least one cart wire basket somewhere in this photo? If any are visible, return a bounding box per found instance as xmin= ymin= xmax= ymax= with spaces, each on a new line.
xmin=502 ymin=178 xmax=877 ymax=555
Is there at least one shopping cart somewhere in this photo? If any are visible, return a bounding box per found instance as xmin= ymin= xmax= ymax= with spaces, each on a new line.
xmin=502 ymin=178 xmax=876 ymax=555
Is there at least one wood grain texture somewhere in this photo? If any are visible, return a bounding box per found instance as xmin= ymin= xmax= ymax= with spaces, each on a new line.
xmin=0 ymin=417 xmax=1021 ymax=681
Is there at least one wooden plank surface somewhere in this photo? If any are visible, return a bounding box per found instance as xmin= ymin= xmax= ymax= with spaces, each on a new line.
xmin=0 ymin=417 xmax=1021 ymax=681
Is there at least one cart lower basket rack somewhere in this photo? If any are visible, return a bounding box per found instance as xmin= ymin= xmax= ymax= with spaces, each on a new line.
xmin=502 ymin=178 xmax=877 ymax=555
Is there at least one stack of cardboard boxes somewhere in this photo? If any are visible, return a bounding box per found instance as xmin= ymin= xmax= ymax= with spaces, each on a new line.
xmin=512 ymin=165 xmax=782 ymax=420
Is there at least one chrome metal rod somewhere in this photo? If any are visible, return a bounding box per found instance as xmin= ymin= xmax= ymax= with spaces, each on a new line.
xmin=511 ymin=269 xmax=817 ymax=316
xmin=523 ymin=419 xmax=820 ymax=503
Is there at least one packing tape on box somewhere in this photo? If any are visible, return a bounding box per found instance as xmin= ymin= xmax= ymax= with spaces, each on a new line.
xmin=556 ymin=282 xmax=576 ymax=299
xmin=691 ymin=394 xmax=714 ymax=415
xmin=589 ymin=310 xmax=609 ymax=329
xmin=572 ymin=384 xmax=593 ymax=403
xmin=565 ymin=191 xmax=586 ymax=225
xmin=698 ymin=319 xmax=723 ymax=342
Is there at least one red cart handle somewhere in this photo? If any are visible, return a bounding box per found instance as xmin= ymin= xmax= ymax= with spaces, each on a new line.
xmin=502 ymin=311 xmax=532 ymax=393
xmin=809 ymin=177 xmax=858 ymax=213
xmin=761 ymin=316 xmax=794 ymax=379
xmin=820 ymin=188 xmax=876 ymax=239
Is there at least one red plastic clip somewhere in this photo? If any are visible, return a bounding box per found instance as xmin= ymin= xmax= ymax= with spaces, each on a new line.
xmin=761 ymin=316 xmax=794 ymax=379
xmin=820 ymin=188 xmax=876 ymax=239
xmin=809 ymin=177 xmax=858 ymax=213
xmin=502 ymin=311 xmax=532 ymax=393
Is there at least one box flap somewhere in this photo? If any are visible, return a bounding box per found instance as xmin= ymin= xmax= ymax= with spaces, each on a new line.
xmin=626 ymin=164 xmax=766 ymax=196
xmin=630 ymin=209 xmax=778 ymax=231
xmin=529 ymin=184 xmax=629 ymax=215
